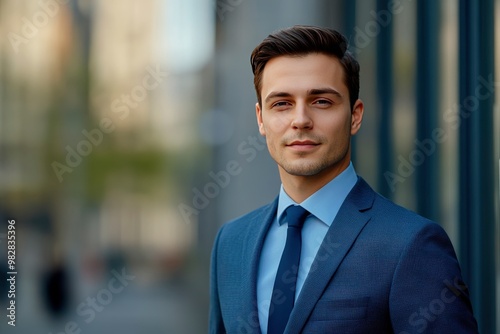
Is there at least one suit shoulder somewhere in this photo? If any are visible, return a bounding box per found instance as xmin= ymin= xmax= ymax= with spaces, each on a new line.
xmin=362 ymin=191 xmax=459 ymax=268
xmin=355 ymin=177 xmax=435 ymax=229
xmin=370 ymin=191 xmax=447 ymax=236
xmin=374 ymin=193 xmax=427 ymax=219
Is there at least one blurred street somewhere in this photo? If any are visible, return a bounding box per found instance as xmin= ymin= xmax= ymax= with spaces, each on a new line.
xmin=0 ymin=272 xmax=207 ymax=334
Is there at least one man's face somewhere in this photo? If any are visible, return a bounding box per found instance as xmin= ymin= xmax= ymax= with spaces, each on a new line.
xmin=256 ymin=53 xmax=363 ymax=183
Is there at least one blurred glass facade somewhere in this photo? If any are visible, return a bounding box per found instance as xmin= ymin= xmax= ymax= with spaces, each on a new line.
xmin=0 ymin=0 xmax=498 ymax=333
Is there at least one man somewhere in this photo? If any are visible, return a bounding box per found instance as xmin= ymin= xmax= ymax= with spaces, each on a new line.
xmin=209 ymin=25 xmax=478 ymax=333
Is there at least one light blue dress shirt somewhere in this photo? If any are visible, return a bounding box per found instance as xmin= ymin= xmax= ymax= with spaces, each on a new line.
xmin=257 ymin=162 xmax=358 ymax=334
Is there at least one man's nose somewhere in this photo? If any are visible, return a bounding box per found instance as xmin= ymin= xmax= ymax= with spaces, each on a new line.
xmin=291 ymin=104 xmax=313 ymax=129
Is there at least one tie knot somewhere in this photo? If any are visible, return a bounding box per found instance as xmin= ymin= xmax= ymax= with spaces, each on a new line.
xmin=285 ymin=205 xmax=309 ymax=229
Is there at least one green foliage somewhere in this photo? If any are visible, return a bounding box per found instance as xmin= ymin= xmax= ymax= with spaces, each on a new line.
xmin=85 ymin=149 xmax=169 ymax=200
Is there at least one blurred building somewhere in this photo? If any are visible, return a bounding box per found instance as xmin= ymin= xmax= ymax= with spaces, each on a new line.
xmin=0 ymin=0 xmax=210 ymax=333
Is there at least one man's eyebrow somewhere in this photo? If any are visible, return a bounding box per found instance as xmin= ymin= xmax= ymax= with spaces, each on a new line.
xmin=264 ymin=91 xmax=292 ymax=104
xmin=308 ymin=88 xmax=343 ymax=98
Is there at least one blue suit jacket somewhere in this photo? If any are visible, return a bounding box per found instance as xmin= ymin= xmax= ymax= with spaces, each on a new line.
xmin=209 ymin=177 xmax=478 ymax=333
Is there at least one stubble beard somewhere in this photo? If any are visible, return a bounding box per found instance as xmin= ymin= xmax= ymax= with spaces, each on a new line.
xmin=278 ymin=146 xmax=349 ymax=177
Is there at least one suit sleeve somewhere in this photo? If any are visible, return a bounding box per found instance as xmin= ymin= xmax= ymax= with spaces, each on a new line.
xmin=209 ymin=225 xmax=226 ymax=334
xmin=389 ymin=222 xmax=478 ymax=333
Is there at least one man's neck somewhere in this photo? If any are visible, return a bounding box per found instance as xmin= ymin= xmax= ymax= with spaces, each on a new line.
xmin=279 ymin=160 xmax=350 ymax=203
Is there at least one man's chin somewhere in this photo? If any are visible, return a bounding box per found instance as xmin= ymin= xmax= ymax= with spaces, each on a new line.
xmin=281 ymin=163 xmax=324 ymax=177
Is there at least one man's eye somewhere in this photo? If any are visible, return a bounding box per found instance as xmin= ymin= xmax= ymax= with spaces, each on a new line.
xmin=272 ymin=101 xmax=290 ymax=108
xmin=313 ymin=99 xmax=332 ymax=105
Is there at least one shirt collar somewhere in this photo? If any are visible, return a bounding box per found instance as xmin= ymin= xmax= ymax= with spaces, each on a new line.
xmin=277 ymin=162 xmax=358 ymax=226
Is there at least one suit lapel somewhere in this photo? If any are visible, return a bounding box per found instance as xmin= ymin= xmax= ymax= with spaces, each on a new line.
xmin=285 ymin=178 xmax=375 ymax=333
xmin=239 ymin=198 xmax=278 ymax=333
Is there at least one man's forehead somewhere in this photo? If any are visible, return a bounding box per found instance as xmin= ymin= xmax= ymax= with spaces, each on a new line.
xmin=260 ymin=54 xmax=347 ymax=96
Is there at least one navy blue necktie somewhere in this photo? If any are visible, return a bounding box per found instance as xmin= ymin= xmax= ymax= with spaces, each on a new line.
xmin=268 ymin=205 xmax=309 ymax=334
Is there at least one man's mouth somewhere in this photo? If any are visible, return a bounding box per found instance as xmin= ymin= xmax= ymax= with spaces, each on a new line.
xmin=286 ymin=140 xmax=320 ymax=151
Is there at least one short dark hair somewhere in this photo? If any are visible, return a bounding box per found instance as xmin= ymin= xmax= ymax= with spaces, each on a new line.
xmin=250 ymin=25 xmax=360 ymax=109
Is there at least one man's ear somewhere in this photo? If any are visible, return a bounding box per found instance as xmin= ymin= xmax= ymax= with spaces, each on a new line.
xmin=256 ymin=102 xmax=266 ymax=136
xmin=350 ymin=99 xmax=364 ymax=135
